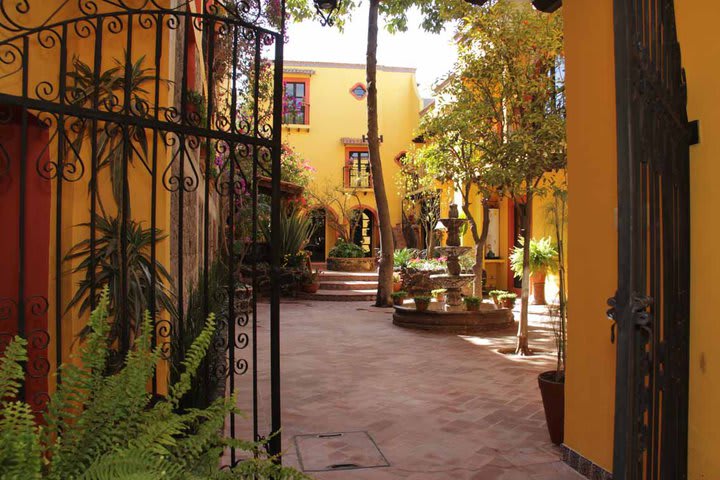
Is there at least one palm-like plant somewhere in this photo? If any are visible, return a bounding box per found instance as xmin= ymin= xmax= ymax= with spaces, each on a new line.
xmin=259 ymin=203 xmax=316 ymax=260
xmin=65 ymin=213 xmax=176 ymax=363
xmin=66 ymin=55 xmax=157 ymax=212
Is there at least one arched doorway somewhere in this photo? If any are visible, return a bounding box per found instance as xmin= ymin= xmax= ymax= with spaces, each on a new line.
xmin=307 ymin=208 xmax=327 ymax=262
xmin=351 ymin=208 xmax=376 ymax=256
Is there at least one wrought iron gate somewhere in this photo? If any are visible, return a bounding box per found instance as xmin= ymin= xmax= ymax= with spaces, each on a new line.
xmin=611 ymin=0 xmax=691 ymax=478
xmin=0 ymin=0 xmax=284 ymax=461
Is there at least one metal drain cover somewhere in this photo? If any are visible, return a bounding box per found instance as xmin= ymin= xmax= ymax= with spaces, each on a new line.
xmin=294 ymin=431 xmax=390 ymax=472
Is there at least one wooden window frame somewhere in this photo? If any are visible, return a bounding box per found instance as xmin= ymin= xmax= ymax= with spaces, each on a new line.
xmin=344 ymin=147 xmax=372 ymax=189
xmin=282 ymin=77 xmax=310 ymax=125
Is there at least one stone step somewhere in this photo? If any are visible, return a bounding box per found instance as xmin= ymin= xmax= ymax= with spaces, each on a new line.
xmin=297 ymin=289 xmax=377 ymax=302
xmin=319 ymin=271 xmax=379 ymax=282
xmin=320 ymin=280 xmax=379 ymax=291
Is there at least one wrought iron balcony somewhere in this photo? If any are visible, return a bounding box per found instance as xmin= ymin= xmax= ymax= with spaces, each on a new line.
xmin=343 ymin=165 xmax=373 ymax=189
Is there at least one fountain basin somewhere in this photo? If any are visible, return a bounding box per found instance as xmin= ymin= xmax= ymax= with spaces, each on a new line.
xmin=393 ymin=302 xmax=514 ymax=334
xmin=429 ymin=274 xmax=475 ymax=290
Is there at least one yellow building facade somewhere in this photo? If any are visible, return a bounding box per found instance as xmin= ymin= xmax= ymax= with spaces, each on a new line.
xmin=282 ymin=60 xmax=423 ymax=259
xmin=563 ymin=0 xmax=719 ymax=478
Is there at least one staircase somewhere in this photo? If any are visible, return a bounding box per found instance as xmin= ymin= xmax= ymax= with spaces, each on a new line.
xmin=298 ymin=270 xmax=379 ymax=302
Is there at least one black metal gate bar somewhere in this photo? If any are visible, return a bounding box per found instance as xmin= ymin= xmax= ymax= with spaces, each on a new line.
xmin=611 ymin=0 xmax=691 ymax=478
xmin=268 ymin=0 xmax=287 ymax=458
xmin=0 ymin=0 xmax=284 ymax=465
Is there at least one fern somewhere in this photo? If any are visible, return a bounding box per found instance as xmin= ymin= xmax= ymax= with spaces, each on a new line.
xmin=0 ymin=288 xmax=311 ymax=480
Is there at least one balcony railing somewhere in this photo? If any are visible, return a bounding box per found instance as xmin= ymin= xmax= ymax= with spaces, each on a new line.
xmin=343 ymin=165 xmax=373 ymax=189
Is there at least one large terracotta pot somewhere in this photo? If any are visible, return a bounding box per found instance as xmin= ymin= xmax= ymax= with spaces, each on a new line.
xmin=532 ymin=271 xmax=547 ymax=305
xmin=538 ymin=370 xmax=565 ymax=445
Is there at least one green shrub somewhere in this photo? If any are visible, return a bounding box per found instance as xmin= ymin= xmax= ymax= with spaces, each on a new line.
xmin=260 ymin=203 xmax=316 ymax=261
xmin=328 ymin=239 xmax=366 ymax=258
xmin=413 ymin=295 xmax=432 ymax=302
xmin=510 ymin=236 xmax=559 ymax=278
xmin=498 ymin=292 xmax=518 ymax=301
xmin=463 ymin=296 xmax=483 ymax=306
xmin=391 ymin=291 xmax=408 ymax=299
xmin=393 ymin=248 xmax=418 ymax=268
xmin=0 ymin=287 xmax=309 ymax=480
xmin=489 ymin=290 xmax=507 ymax=297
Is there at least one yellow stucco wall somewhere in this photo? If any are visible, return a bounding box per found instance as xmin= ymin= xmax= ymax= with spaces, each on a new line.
xmin=563 ymin=0 xmax=618 ymax=472
xmin=674 ymin=1 xmax=720 ymax=477
xmin=282 ymin=61 xmax=422 ymax=255
xmin=564 ymin=0 xmax=720 ymax=477
xmin=0 ymin=3 xmax=176 ymax=391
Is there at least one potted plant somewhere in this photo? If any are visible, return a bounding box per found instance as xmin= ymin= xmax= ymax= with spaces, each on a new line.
xmin=301 ymin=269 xmax=321 ymax=294
xmin=391 ymin=291 xmax=408 ymax=306
xmin=489 ymin=290 xmax=506 ymax=308
xmin=327 ymin=239 xmax=377 ymax=272
xmin=393 ymin=272 xmax=403 ymax=292
xmin=498 ymin=292 xmax=517 ymax=309
xmin=538 ymin=186 xmax=567 ymax=445
xmin=432 ymin=288 xmax=446 ymax=302
xmin=463 ymin=296 xmax=482 ymax=312
xmin=413 ymin=295 xmax=431 ymax=312
xmin=510 ymin=236 xmax=558 ymax=305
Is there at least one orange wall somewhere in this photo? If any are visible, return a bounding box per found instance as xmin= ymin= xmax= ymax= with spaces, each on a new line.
xmin=674 ymin=1 xmax=720 ymax=477
xmin=563 ymin=0 xmax=617 ymax=472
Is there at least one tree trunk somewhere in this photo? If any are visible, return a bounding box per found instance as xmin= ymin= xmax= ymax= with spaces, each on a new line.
xmin=366 ymin=0 xmax=394 ymax=307
xmin=461 ymin=185 xmax=490 ymax=297
xmin=516 ymin=190 xmax=533 ymax=355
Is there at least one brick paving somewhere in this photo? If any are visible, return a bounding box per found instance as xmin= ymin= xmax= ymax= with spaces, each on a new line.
xmin=276 ymin=300 xmax=582 ymax=480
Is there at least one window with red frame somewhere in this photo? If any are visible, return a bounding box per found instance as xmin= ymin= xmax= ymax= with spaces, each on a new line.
xmin=283 ymin=81 xmax=308 ymax=124
xmin=345 ymin=150 xmax=372 ymax=188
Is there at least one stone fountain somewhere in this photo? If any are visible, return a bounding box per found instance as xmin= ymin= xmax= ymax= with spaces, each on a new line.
xmin=392 ymin=203 xmax=514 ymax=333
xmin=431 ymin=204 xmax=475 ymax=310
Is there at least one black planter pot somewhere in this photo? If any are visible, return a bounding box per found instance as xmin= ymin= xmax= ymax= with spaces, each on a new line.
xmin=538 ymin=370 xmax=565 ymax=445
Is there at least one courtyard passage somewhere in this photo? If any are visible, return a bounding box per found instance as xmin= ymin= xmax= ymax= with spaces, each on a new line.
xmin=278 ymin=300 xmax=582 ymax=480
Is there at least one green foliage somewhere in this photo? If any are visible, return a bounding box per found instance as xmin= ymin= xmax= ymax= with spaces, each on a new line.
xmin=489 ymin=290 xmax=507 ymax=297
xmin=413 ymin=295 xmax=432 ymax=302
xmin=67 ymin=55 xmax=158 ymax=212
xmin=431 ymin=289 xmax=447 ymax=296
xmin=328 ymin=239 xmax=366 ymax=259
xmin=498 ymin=292 xmax=517 ymax=301
xmin=463 ymin=296 xmax=482 ymax=306
xmin=393 ymin=248 xmax=419 ymax=268
xmin=171 ymin=258 xmax=229 ymax=411
xmin=186 ymin=90 xmax=208 ymax=126
xmin=0 ymin=336 xmax=43 ymax=480
xmin=0 ymin=288 xmax=309 ymax=480
xmin=391 ymin=291 xmax=408 ymax=299
xmin=510 ymin=236 xmax=559 ymax=278
xmin=65 ymin=213 xmax=176 ymax=369
xmin=260 ymin=203 xmax=316 ymax=260
xmin=281 ymin=144 xmax=315 ymax=188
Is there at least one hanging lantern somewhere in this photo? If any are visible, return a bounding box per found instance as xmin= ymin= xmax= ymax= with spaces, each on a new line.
xmin=314 ymin=0 xmax=340 ymax=26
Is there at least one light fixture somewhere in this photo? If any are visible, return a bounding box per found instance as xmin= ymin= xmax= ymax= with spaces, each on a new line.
xmin=313 ymin=0 xmax=340 ymax=27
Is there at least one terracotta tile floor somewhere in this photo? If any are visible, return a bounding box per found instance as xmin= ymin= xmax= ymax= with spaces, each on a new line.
xmin=272 ymin=300 xmax=582 ymax=480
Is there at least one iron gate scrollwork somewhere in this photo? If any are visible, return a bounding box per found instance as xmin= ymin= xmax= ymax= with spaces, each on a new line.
xmin=612 ymin=0 xmax=690 ymax=478
xmin=0 ymin=0 xmax=285 ymax=461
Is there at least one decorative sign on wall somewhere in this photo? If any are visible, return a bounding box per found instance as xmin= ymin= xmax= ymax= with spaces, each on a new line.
xmin=486 ymin=208 xmax=500 ymax=259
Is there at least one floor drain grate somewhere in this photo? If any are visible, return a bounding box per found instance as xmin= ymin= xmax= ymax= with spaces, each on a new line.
xmin=293 ymin=431 xmax=390 ymax=472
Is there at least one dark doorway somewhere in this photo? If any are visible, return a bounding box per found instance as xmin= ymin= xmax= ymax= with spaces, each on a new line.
xmin=352 ymin=209 xmax=374 ymax=255
xmin=307 ymin=209 xmax=327 ymax=262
